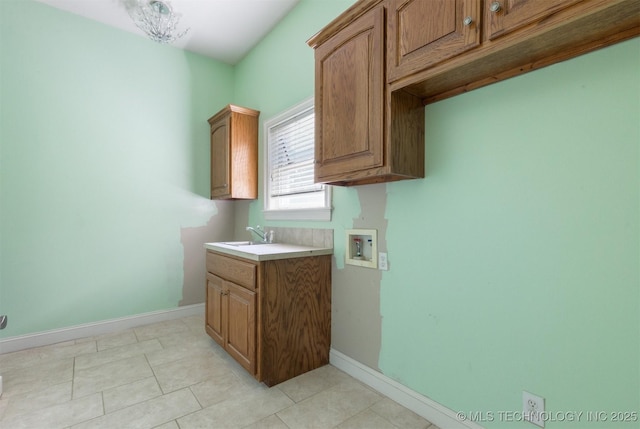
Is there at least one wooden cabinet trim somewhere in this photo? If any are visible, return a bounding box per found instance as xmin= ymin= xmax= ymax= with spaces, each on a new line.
xmin=225 ymin=281 xmax=256 ymax=374
xmin=387 ymin=0 xmax=482 ymax=82
xmin=206 ymin=251 xmax=257 ymax=291
xmin=392 ymin=0 xmax=640 ymax=103
xmin=485 ymin=0 xmax=582 ymax=41
xmin=311 ymin=0 xmax=639 ymax=126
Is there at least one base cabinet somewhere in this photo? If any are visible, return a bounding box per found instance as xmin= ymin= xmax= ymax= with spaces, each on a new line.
xmin=205 ymin=251 xmax=331 ymax=386
xmin=206 ymin=273 xmax=256 ymax=374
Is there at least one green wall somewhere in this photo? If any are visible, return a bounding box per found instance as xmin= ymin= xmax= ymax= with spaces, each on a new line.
xmin=1 ymin=0 xmax=638 ymax=426
xmin=381 ymin=40 xmax=639 ymax=427
xmin=0 ymin=0 xmax=236 ymax=338
xmin=233 ymin=0 xmax=640 ymax=426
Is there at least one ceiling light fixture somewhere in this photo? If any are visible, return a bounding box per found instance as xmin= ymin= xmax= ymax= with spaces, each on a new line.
xmin=128 ymin=0 xmax=189 ymax=44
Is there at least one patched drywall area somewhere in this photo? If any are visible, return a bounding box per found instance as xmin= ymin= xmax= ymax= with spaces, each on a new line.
xmin=331 ymin=183 xmax=388 ymax=371
xmin=179 ymin=201 xmax=236 ymax=306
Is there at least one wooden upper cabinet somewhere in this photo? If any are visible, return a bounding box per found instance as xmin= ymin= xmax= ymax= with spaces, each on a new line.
xmin=388 ymin=0 xmax=481 ymax=82
xmin=208 ymin=105 xmax=259 ymax=200
xmin=309 ymin=0 xmax=637 ymax=183
xmin=210 ymin=116 xmax=231 ymax=199
xmin=485 ymin=0 xmax=582 ymax=40
xmin=313 ymin=6 xmax=385 ymax=183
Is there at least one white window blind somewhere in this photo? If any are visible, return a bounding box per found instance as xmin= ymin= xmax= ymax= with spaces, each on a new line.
xmin=268 ymin=107 xmax=322 ymax=198
xmin=264 ymin=98 xmax=331 ymax=221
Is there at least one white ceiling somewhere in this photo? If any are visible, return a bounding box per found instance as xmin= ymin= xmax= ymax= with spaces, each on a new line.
xmin=34 ymin=0 xmax=301 ymax=64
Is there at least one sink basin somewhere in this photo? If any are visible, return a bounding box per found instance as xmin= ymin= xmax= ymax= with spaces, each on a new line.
xmin=224 ymin=241 xmax=274 ymax=246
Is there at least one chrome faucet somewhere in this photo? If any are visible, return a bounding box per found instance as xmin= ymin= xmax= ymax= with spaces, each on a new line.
xmin=246 ymin=225 xmax=269 ymax=243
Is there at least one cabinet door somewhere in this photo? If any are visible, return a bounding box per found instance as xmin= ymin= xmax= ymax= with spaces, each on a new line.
xmin=205 ymin=273 xmax=226 ymax=347
xmin=388 ymin=0 xmax=481 ymax=82
xmin=314 ymin=6 xmax=385 ymax=182
xmin=225 ymin=281 xmax=256 ymax=375
xmin=485 ymin=0 xmax=581 ymax=40
xmin=210 ymin=115 xmax=231 ymax=199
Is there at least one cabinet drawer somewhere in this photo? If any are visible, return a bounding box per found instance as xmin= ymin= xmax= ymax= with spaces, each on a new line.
xmin=206 ymin=252 xmax=256 ymax=290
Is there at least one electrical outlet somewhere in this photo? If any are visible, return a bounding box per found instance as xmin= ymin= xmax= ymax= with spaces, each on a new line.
xmin=378 ymin=252 xmax=388 ymax=270
xmin=523 ymin=391 xmax=545 ymax=428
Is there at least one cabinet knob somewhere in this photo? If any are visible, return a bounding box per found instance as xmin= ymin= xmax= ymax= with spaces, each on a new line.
xmin=490 ymin=1 xmax=502 ymax=12
xmin=463 ymin=16 xmax=473 ymax=26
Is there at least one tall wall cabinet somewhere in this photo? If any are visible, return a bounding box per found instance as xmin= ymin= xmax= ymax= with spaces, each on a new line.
xmin=308 ymin=0 xmax=639 ymax=186
xmin=208 ymin=105 xmax=260 ymax=200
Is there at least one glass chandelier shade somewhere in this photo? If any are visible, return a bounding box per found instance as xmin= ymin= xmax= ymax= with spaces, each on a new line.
xmin=129 ymin=0 xmax=189 ymax=44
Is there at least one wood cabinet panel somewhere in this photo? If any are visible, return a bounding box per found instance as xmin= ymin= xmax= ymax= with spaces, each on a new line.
xmin=260 ymin=256 xmax=331 ymax=386
xmin=207 ymin=253 xmax=256 ymax=290
xmin=310 ymin=3 xmax=425 ymax=186
xmin=312 ymin=0 xmax=638 ymax=127
xmin=205 ymin=251 xmax=332 ymax=386
xmin=396 ymin=0 xmax=639 ymax=104
xmin=485 ymin=0 xmax=582 ymax=40
xmin=210 ymin=117 xmax=231 ymax=199
xmin=205 ymin=273 xmax=225 ymax=347
xmin=388 ymin=0 xmax=481 ymax=82
xmin=208 ymin=105 xmax=259 ymax=200
xmin=314 ymin=6 xmax=385 ymax=181
xmin=225 ymin=281 xmax=256 ymax=374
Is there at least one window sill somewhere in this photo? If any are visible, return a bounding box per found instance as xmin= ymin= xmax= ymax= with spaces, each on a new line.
xmin=263 ymin=207 xmax=332 ymax=222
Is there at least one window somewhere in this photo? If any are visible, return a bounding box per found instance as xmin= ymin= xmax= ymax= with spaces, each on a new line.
xmin=264 ymin=98 xmax=331 ymax=221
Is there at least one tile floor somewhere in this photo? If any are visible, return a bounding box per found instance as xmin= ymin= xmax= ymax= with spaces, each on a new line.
xmin=0 ymin=315 xmax=438 ymax=429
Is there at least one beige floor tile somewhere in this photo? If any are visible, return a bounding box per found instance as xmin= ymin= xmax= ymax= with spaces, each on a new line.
xmin=148 ymin=332 xmax=215 ymax=367
xmin=152 ymin=352 xmax=232 ymax=393
xmin=73 ymin=355 xmax=153 ymax=398
xmin=0 ymin=341 xmax=96 ymax=373
xmin=70 ymin=388 xmax=200 ymax=429
xmin=177 ymin=386 xmax=294 ymax=429
xmin=336 ymin=409 xmax=398 ymax=429
xmin=189 ymin=371 xmax=267 ymax=408
xmin=1 ymin=358 xmax=73 ymax=399
xmin=154 ymin=421 xmax=180 ymax=429
xmin=133 ymin=320 xmax=191 ymax=342
xmin=0 ymin=397 xmax=8 ymax=421
xmin=1 ymin=315 xmax=431 ymax=429
xmin=0 ymin=382 xmax=72 ymax=421
xmin=277 ymin=365 xmax=354 ymax=402
xmin=96 ymin=329 xmax=138 ymax=351
xmin=242 ymin=413 xmax=289 ymax=429
xmin=0 ymin=392 xmax=103 ymax=429
xmin=102 ymin=376 xmax=162 ymax=413
xmin=370 ymin=398 xmax=435 ymax=428
xmin=155 ymin=330 xmax=211 ymax=350
xmin=180 ymin=315 xmax=206 ymax=333
xmin=74 ymin=339 xmax=162 ymax=371
xmin=276 ymin=380 xmax=383 ymax=429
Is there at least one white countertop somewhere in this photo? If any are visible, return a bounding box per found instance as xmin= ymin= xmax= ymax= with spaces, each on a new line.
xmin=204 ymin=241 xmax=333 ymax=262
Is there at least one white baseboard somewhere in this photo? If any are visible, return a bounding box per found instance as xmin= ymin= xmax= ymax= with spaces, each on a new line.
xmin=0 ymin=303 xmax=205 ymax=355
xmin=330 ymin=348 xmax=484 ymax=429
